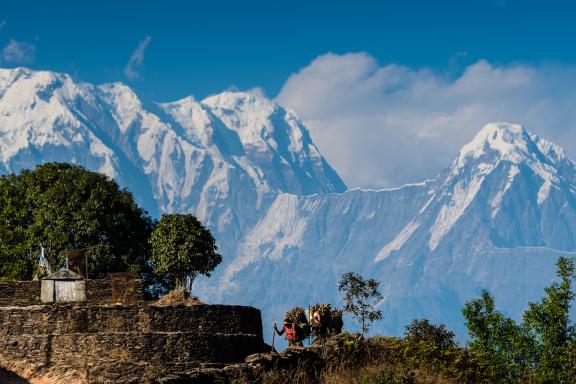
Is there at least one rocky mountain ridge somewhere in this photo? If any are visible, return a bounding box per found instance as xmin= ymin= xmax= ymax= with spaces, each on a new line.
xmin=1 ymin=67 xmax=574 ymax=340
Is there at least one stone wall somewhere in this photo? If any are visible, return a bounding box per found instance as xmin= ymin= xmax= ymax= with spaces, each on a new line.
xmin=0 ymin=277 xmax=143 ymax=306
xmin=0 ymin=304 xmax=262 ymax=335
xmin=0 ymin=281 xmax=40 ymax=306
xmin=0 ymin=303 xmax=266 ymax=383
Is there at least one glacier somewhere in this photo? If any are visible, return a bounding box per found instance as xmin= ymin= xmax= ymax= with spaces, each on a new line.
xmin=1 ymin=68 xmax=576 ymax=343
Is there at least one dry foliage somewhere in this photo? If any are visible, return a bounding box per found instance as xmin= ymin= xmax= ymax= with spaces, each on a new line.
xmin=285 ymin=306 xmax=308 ymax=324
xmin=154 ymin=288 xmax=203 ymax=306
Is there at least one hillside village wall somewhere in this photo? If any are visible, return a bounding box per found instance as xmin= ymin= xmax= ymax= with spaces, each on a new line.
xmin=0 ymin=303 xmax=266 ymax=383
xmin=0 ymin=277 xmax=144 ymax=306
xmin=0 ymin=281 xmax=40 ymax=306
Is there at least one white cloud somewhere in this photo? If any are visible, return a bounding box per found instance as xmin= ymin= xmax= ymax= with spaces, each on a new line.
xmin=124 ymin=36 xmax=151 ymax=80
xmin=276 ymin=53 xmax=576 ymax=188
xmin=0 ymin=20 xmax=7 ymax=29
xmin=246 ymin=86 xmax=267 ymax=98
xmin=2 ymin=39 xmax=36 ymax=64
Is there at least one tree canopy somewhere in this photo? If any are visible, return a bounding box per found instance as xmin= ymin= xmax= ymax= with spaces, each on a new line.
xmin=463 ymin=256 xmax=576 ymax=382
xmin=404 ymin=319 xmax=456 ymax=350
xmin=150 ymin=213 xmax=222 ymax=294
xmin=0 ymin=163 xmax=155 ymax=280
xmin=338 ymin=272 xmax=383 ymax=335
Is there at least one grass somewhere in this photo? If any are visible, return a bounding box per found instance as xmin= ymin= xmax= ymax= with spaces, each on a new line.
xmin=237 ymin=333 xmax=496 ymax=384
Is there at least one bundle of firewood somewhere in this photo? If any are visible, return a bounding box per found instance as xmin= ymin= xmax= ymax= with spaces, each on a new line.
xmin=285 ymin=306 xmax=308 ymax=324
xmin=310 ymin=304 xmax=343 ymax=324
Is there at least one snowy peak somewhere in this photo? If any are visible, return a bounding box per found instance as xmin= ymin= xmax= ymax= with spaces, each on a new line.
xmin=423 ymin=123 xmax=576 ymax=251
xmin=202 ymin=91 xmax=298 ymax=146
xmin=0 ymin=67 xmax=121 ymax=178
xmin=200 ymin=91 xmax=346 ymax=194
xmin=204 ymin=122 xmax=576 ymax=341
xmin=0 ymin=67 xmax=58 ymax=89
xmin=202 ymin=91 xmax=274 ymax=112
xmin=454 ymin=122 xmax=570 ymax=172
xmin=456 ymin=123 xmax=533 ymax=167
xmin=446 ymin=122 xmax=570 ymax=209
xmin=0 ymin=67 xmax=82 ymax=103
xmin=0 ymin=67 xmax=346 ymax=207
xmin=159 ymin=96 xmax=216 ymax=147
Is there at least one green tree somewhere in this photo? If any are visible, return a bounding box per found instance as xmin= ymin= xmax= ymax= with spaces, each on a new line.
xmin=338 ymin=272 xmax=383 ymax=335
xmin=404 ymin=319 xmax=455 ymax=350
xmin=0 ymin=163 xmax=155 ymax=280
xmin=0 ymin=173 xmax=32 ymax=279
xmin=523 ymin=256 xmax=576 ymax=382
xmin=462 ymin=290 xmax=531 ymax=381
xmin=462 ymin=257 xmax=576 ymax=383
xmin=150 ymin=213 xmax=222 ymax=294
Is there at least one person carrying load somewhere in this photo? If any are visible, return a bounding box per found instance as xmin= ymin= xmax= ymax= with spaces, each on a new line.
xmin=310 ymin=303 xmax=344 ymax=344
xmin=274 ymin=306 xmax=310 ymax=347
xmin=274 ymin=318 xmax=302 ymax=347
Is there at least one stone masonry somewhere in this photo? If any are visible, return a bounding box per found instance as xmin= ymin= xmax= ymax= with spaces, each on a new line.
xmin=0 ymin=281 xmax=41 ymax=307
xmin=0 ymin=277 xmax=144 ymax=306
xmin=0 ymin=303 xmax=267 ymax=383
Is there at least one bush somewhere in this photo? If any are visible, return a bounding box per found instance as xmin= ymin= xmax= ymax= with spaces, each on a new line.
xmin=404 ymin=319 xmax=455 ymax=350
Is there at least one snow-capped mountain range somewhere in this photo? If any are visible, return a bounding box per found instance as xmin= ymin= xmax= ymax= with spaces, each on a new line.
xmin=0 ymin=67 xmax=344 ymax=255
xmin=1 ymin=67 xmax=575 ymax=340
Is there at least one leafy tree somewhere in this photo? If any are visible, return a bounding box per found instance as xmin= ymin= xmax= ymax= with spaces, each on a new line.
xmin=462 ymin=290 xmax=531 ymax=381
xmin=338 ymin=272 xmax=383 ymax=335
xmin=404 ymin=319 xmax=455 ymax=350
xmin=522 ymin=256 xmax=576 ymax=382
xmin=150 ymin=213 xmax=222 ymax=294
xmin=463 ymin=257 xmax=576 ymax=382
xmin=0 ymin=163 xmax=155 ymax=279
xmin=0 ymin=173 xmax=31 ymax=279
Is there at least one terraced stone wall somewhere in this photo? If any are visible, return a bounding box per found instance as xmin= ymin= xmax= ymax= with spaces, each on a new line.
xmin=0 ymin=303 xmax=266 ymax=383
xmin=0 ymin=281 xmax=40 ymax=306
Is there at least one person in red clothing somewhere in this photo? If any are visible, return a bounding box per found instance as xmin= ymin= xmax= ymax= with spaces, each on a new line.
xmin=274 ymin=318 xmax=303 ymax=347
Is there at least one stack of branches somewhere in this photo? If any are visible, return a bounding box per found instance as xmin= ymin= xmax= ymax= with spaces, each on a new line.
xmin=286 ymin=306 xmax=308 ymax=324
xmin=331 ymin=308 xmax=343 ymax=323
xmin=310 ymin=303 xmax=342 ymax=322
xmin=310 ymin=303 xmax=344 ymax=336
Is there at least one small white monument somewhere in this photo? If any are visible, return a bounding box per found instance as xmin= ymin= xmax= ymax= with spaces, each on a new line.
xmin=41 ymin=269 xmax=86 ymax=303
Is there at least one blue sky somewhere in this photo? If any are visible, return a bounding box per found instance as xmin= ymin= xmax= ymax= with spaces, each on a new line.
xmin=1 ymin=0 xmax=573 ymax=100
xmin=2 ymin=0 xmax=576 ymax=188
